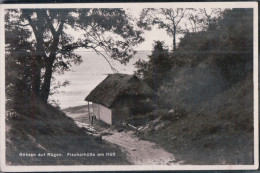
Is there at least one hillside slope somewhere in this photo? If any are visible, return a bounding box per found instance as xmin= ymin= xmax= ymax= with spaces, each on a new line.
xmin=6 ymin=101 xmax=129 ymax=165
xmin=138 ymin=73 xmax=254 ymax=165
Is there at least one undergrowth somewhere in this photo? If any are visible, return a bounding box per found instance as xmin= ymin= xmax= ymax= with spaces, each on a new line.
xmin=137 ymin=74 xmax=254 ymax=165
xmin=6 ymin=100 xmax=129 ymax=165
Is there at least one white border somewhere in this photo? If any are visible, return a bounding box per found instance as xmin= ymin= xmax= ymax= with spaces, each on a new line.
xmin=0 ymin=2 xmax=6 ymax=173
xmin=0 ymin=2 xmax=258 ymax=172
xmin=254 ymin=1 xmax=259 ymax=169
xmin=0 ymin=2 xmax=258 ymax=8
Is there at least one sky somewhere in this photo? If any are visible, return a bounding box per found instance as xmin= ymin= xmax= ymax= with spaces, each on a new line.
xmin=71 ymin=8 xmax=223 ymax=51
xmin=127 ymin=8 xmax=223 ymax=50
xmin=68 ymin=8 xmax=189 ymax=51
xmin=136 ymin=28 xmax=173 ymax=50
xmin=127 ymin=8 xmax=173 ymax=50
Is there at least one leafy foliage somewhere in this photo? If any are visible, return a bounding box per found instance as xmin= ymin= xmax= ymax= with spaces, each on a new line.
xmin=138 ymin=8 xmax=188 ymax=50
xmin=177 ymin=8 xmax=253 ymax=84
xmin=135 ymin=8 xmax=253 ymax=110
xmin=5 ymin=11 xmax=33 ymax=114
xmin=5 ymin=8 xmax=143 ymax=107
xmin=135 ymin=41 xmax=172 ymax=92
xmin=138 ymin=8 xmax=222 ymax=50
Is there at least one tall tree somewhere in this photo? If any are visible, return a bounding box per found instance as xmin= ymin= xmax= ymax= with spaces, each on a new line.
xmin=5 ymin=8 xmax=143 ymax=104
xmin=135 ymin=41 xmax=171 ymax=92
xmin=138 ymin=8 xmax=188 ymax=50
xmin=138 ymin=8 xmax=223 ymax=50
xmin=200 ymin=8 xmax=222 ymax=30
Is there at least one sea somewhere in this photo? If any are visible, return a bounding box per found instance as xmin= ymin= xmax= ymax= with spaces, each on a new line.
xmin=50 ymin=50 xmax=151 ymax=109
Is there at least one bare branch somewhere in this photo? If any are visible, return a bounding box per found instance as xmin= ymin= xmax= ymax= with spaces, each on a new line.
xmin=92 ymin=47 xmax=118 ymax=73
xmin=176 ymin=9 xmax=187 ymax=26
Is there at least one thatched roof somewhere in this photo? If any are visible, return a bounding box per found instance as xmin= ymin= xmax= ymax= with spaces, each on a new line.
xmin=84 ymin=73 xmax=155 ymax=108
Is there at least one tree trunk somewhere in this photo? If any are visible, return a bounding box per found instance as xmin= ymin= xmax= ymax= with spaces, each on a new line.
xmin=39 ymin=16 xmax=64 ymax=104
xmin=32 ymin=11 xmax=45 ymax=98
xmin=40 ymin=53 xmax=55 ymax=103
xmin=30 ymin=42 xmax=43 ymax=102
xmin=40 ymin=31 xmax=61 ymax=103
xmin=173 ymin=25 xmax=177 ymax=51
xmin=34 ymin=44 xmax=43 ymax=97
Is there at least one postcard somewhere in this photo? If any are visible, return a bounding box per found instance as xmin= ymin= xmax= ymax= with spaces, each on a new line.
xmin=0 ymin=2 xmax=258 ymax=172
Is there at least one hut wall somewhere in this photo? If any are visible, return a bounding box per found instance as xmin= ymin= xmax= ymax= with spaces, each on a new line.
xmin=99 ymin=104 xmax=112 ymax=125
xmin=112 ymin=106 xmax=130 ymax=124
xmin=92 ymin=103 xmax=112 ymax=124
xmin=111 ymin=96 xmax=138 ymax=124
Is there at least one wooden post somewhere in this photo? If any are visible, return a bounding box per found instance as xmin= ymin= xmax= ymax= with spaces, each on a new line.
xmin=88 ymin=101 xmax=90 ymax=121
xmin=92 ymin=102 xmax=94 ymax=114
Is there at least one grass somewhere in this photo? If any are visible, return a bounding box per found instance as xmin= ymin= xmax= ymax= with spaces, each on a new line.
xmin=137 ymin=74 xmax=254 ymax=165
xmin=6 ymin=100 xmax=130 ymax=165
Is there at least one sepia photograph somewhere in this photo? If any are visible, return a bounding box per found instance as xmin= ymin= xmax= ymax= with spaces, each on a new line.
xmin=0 ymin=2 xmax=258 ymax=171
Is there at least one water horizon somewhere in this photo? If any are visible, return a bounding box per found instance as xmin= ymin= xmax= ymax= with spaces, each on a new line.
xmin=50 ymin=50 xmax=151 ymax=109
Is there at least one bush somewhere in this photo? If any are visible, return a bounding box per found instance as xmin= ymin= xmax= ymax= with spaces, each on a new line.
xmin=159 ymin=108 xmax=187 ymax=122
xmin=130 ymin=98 xmax=154 ymax=115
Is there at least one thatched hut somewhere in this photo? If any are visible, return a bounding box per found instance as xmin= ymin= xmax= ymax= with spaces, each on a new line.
xmin=84 ymin=73 xmax=155 ymax=125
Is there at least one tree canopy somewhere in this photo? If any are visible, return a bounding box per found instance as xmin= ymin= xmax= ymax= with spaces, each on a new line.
xmin=135 ymin=41 xmax=171 ymax=92
xmin=138 ymin=8 xmax=222 ymax=50
xmin=138 ymin=8 xmax=188 ymax=50
xmin=135 ymin=8 xmax=253 ymax=110
xmin=5 ymin=8 xmax=144 ymax=105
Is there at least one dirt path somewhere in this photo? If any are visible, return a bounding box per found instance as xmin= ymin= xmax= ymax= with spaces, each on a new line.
xmin=102 ymin=130 xmax=180 ymax=165
xmin=63 ymin=107 xmax=180 ymax=165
